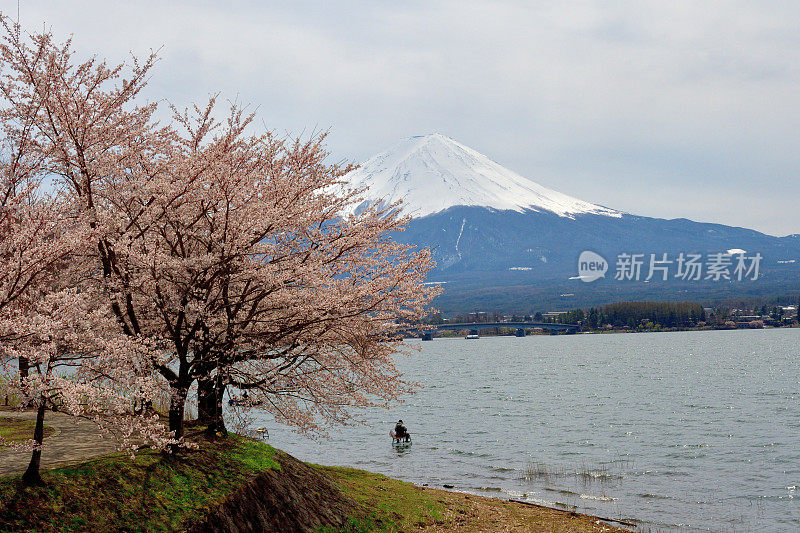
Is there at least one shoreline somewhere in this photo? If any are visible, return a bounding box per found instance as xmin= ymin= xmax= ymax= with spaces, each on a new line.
xmin=320 ymin=463 xmax=634 ymax=532
xmin=0 ymin=416 xmax=635 ymax=531
xmin=410 ymin=322 xmax=798 ymax=340
xmin=360 ymin=470 xmax=637 ymax=531
xmin=412 ymin=484 xmax=636 ymax=531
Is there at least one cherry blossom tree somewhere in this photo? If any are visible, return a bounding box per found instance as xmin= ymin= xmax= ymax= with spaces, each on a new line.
xmin=135 ymin=103 xmax=439 ymax=437
xmin=0 ymin=31 xmax=72 ymax=381
xmin=0 ymin=18 xmax=169 ymax=483
xmin=0 ymin=16 xmax=439 ymax=453
xmin=0 ymin=288 xmax=168 ymax=485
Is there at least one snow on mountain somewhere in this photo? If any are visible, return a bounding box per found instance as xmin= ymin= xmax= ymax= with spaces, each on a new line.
xmin=343 ymin=133 xmax=622 ymax=219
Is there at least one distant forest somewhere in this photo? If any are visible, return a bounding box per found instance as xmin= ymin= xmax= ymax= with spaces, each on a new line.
xmin=425 ymin=297 xmax=800 ymax=332
xmin=579 ymin=301 xmax=705 ymax=329
xmin=544 ymin=300 xmax=797 ymax=330
xmin=427 ymin=301 xmax=706 ymax=329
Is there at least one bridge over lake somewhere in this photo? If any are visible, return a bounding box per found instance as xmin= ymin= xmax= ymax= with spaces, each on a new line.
xmin=410 ymin=322 xmax=580 ymax=340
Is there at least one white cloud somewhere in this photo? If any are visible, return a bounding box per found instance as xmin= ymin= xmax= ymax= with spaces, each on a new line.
xmin=12 ymin=0 xmax=800 ymax=235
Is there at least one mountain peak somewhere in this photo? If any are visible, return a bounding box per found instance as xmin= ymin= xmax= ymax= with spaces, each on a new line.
xmin=344 ymin=135 xmax=622 ymax=219
xmin=410 ymin=132 xmax=456 ymax=144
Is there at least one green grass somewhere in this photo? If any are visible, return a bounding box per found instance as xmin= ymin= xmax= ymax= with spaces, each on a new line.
xmin=0 ymin=434 xmax=279 ymax=532
xmin=228 ymin=438 xmax=281 ymax=472
xmin=0 ymin=417 xmax=54 ymax=443
xmin=0 ymin=432 xmax=455 ymax=532
xmin=314 ymin=465 xmax=450 ymax=532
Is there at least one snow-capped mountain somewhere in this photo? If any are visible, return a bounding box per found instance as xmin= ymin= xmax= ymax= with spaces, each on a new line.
xmin=345 ymin=135 xmax=800 ymax=314
xmin=344 ymin=133 xmax=620 ymax=218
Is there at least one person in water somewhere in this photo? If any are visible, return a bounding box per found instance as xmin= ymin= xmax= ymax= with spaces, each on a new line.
xmin=394 ymin=420 xmax=410 ymax=442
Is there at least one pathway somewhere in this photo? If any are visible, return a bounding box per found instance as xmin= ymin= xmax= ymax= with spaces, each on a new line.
xmin=0 ymin=409 xmax=118 ymax=477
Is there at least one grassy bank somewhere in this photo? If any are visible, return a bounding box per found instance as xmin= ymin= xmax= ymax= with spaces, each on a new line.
xmin=0 ymin=432 xmax=626 ymax=532
xmin=318 ymin=466 xmax=626 ymax=532
xmin=0 ymin=435 xmax=279 ymax=531
xmin=0 ymin=418 xmax=54 ymax=444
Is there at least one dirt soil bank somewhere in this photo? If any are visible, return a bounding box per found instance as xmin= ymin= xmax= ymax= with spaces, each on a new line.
xmin=414 ymin=487 xmax=631 ymax=532
xmin=188 ymin=449 xmax=355 ymax=532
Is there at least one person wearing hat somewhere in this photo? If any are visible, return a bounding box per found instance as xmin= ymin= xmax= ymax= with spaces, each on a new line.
xmin=394 ymin=420 xmax=410 ymax=442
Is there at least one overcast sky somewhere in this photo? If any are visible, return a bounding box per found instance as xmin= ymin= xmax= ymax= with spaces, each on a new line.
xmin=13 ymin=1 xmax=800 ymax=235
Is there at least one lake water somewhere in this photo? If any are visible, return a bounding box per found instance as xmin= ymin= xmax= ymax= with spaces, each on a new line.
xmin=250 ymin=329 xmax=800 ymax=532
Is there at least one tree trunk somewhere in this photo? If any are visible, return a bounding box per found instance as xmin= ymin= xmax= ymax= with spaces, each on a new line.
xmin=18 ymin=356 xmax=29 ymax=380
xmin=199 ymin=374 xmax=227 ymax=438
xmin=168 ymin=388 xmax=186 ymax=448
xmin=197 ymin=376 xmax=216 ymax=426
xmin=18 ymin=356 xmax=29 ymax=408
xmin=21 ymin=403 xmax=46 ymax=486
xmin=214 ymin=377 xmax=227 ymax=436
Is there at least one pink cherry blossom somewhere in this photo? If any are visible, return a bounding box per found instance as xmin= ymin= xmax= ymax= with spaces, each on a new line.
xmin=0 ymin=14 xmax=438 ymax=485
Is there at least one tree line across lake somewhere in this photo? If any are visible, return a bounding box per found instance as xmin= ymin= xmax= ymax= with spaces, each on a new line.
xmin=581 ymin=302 xmax=705 ymax=329
xmin=425 ymin=299 xmax=800 ymax=333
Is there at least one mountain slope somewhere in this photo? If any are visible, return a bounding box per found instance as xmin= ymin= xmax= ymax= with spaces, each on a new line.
xmin=345 ymin=135 xmax=800 ymax=313
xmin=343 ymin=134 xmax=620 ymax=218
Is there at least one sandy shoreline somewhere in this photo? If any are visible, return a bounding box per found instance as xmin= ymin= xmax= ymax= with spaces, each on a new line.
xmin=410 ymin=485 xmax=633 ymax=531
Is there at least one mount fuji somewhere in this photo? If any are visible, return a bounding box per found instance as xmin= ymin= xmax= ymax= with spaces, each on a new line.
xmin=344 ymin=134 xmax=800 ymax=314
xmin=344 ymin=133 xmax=620 ymax=219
